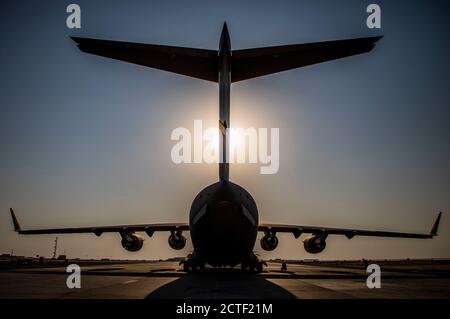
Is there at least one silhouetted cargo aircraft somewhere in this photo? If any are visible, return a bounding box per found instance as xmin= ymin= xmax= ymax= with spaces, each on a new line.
xmin=10 ymin=23 xmax=442 ymax=272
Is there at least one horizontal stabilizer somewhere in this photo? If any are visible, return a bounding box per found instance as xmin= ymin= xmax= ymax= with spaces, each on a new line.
xmin=71 ymin=37 xmax=218 ymax=82
xmin=231 ymin=36 xmax=382 ymax=82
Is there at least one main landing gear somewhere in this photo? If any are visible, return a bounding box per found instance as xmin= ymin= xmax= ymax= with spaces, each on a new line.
xmin=241 ymin=253 xmax=266 ymax=273
xmin=180 ymin=252 xmax=205 ymax=273
xmin=180 ymin=252 xmax=266 ymax=273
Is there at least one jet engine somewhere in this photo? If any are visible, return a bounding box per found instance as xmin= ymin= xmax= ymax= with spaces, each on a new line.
xmin=260 ymin=232 xmax=278 ymax=251
xmin=303 ymin=234 xmax=327 ymax=254
xmin=168 ymin=231 xmax=186 ymax=250
xmin=120 ymin=232 xmax=144 ymax=252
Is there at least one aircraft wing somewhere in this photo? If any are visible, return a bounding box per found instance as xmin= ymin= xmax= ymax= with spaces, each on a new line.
xmin=71 ymin=37 xmax=218 ymax=82
xmin=231 ymin=36 xmax=382 ymax=82
xmin=10 ymin=208 xmax=189 ymax=237
xmin=258 ymin=212 xmax=442 ymax=239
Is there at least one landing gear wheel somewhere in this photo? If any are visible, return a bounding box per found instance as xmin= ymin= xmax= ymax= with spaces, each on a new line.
xmin=256 ymin=263 xmax=263 ymax=273
xmin=181 ymin=253 xmax=201 ymax=273
xmin=241 ymin=254 xmax=265 ymax=273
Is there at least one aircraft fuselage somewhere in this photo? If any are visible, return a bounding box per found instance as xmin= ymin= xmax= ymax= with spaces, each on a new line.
xmin=189 ymin=24 xmax=258 ymax=267
xmin=189 ymin=181 xmax=259 ymax=266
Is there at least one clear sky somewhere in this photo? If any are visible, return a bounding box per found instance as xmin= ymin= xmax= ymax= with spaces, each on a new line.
xmin=1 ymin=0 xmax=449 ymax=260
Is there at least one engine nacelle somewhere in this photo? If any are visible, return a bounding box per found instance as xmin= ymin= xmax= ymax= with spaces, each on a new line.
xmin=303 ymin=234 xmax=327 ymax=254
xmin=120 ymin=232 xmax=144 ymax=252
xmin=168 ymin=231 xmax=186 ymax=250
xmin=260 ymin=233 xmax=279 ymax=251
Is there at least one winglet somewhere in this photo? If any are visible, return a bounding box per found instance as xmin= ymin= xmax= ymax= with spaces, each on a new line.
xmin=430 ymin=212 xmax=442 ymax=236
xmin=10 ymin=208 xmax=22 ymax=232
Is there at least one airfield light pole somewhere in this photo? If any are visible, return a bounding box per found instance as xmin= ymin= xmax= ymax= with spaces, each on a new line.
xmin=52 ymin=237 xmax=58 ymax=259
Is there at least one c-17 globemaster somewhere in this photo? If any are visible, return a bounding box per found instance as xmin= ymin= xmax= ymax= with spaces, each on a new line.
xmin=10 ymin=23 xmax=442 ymax=272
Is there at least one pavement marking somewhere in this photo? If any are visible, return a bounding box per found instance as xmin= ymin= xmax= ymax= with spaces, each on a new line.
xmin=122 ymin=279 xmax=139 ymax=284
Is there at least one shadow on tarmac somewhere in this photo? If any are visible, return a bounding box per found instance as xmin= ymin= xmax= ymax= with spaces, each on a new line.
xmin=147 ymin=269 xmax=296 ymax=299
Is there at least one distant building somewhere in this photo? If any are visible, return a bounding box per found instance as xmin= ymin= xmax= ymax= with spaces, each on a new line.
xmin=302 ymin=259 xmax=320 ymax=263
xmin=165 ymin=257 xmax=185 ymax=262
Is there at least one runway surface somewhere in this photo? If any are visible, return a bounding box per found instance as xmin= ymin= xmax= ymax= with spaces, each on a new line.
xmin=1 ymin=261 xmax=449 ymax=299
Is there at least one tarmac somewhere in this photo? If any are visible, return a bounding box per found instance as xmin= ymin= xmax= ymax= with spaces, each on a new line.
xmin=1 ymin=261 xmax=449 ymax=299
